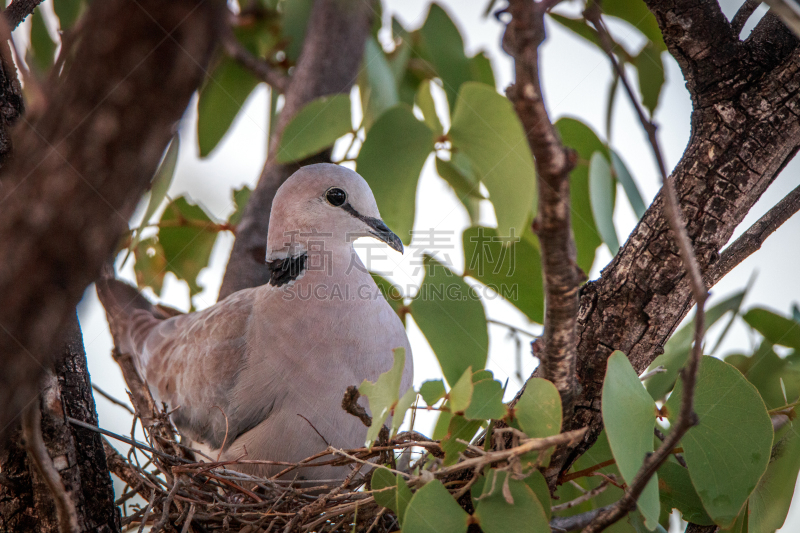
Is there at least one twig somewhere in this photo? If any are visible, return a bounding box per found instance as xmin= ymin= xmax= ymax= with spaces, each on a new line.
xmin=552 ymin=481 xmax=609 ymax=512
xmin=708 ymin=183 xmax=800 ymax=286
xmin=731 ymin=0 xmax=762 ymax=36
xmin=22 ymin=401 xmax=80 ymax=533
xmin=180 ymin=504 xmax=196 ymax=533
xmin=551 ymin=504 xmax=615 ymax=532
xmin=487 ymin=318 xmax=540 ymax=338
xmin=67 ymin=416 xmax=189 ymax=464
xmin=504 ymin=0 xmax=581 ymax=417
xmin=221 ymin=23 xmax=287 ymax=91
xmin=638 ymin=365 xmax=666 ymax=381
xmin=136 ymin=489 xmax=157 ymax=533
xmin=342 ymin=386 xmax=372 ymax=427
xmin=92 ymin=383 xmax=135 ymax=414
xmin=582 ymin=7 xmax=709 ymax=531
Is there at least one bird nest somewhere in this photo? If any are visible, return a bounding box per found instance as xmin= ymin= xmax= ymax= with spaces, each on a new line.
xmin=88 ymin=354 xmax=584 ymax=532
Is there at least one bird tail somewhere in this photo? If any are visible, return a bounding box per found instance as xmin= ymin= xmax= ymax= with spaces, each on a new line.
xmin=95 ymin=277 xmax=182 ymax=359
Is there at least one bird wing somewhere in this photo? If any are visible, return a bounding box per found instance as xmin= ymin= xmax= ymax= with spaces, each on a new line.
xmin=97 ymin=278 xmax=267 ymax=451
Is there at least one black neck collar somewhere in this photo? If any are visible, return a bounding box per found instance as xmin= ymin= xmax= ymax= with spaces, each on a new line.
xmin=266 ymin=253 xmax=307 ymax=287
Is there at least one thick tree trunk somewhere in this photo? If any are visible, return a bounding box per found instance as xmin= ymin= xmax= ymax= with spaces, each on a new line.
xmin=0 ymin=314 xmax=119 ymax=532
xmin=552 ymin=9 xmax=800 ymax=474
xmin=0 ymin=0 xmax=219 ymax=441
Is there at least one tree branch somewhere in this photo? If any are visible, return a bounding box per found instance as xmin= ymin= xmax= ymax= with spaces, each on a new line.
xmin=3 ymin=0 xmax=43 ymax=30
xmin=581 ymin=8 xmax=708 ymax=531
xmin=0 ymin=0 xmax=218 ymax=440
xmin=550 ymin=504 xmax=614 ymax=532
xmin=218 ymin=0 xmax=372 ymax=297
xmin=503 ymin=0 xmax=580 ymax=418
xmin=221 ymin=23 xmax=287 ymax=92
xmin=708 ymin=183 xmax=800 ymax=286
xmin=730 ymin=0 xmax=762 ymax=36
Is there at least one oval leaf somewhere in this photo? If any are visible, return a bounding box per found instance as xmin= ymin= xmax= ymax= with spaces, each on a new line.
xmin=357 ymin=105 xmax=434 ymax=245
xmin=464 ymin=378 xmax=507 ymax=421
xmin=589 ymin=152 xmax=620 ymax=254
xmin=197 ymin=58 xmax=260 ymax=157
xmin=276 ymin=94 xmax=352 ymax=163
xmin=359 ymin=347 xmax=408 ymax=448
xmin=474 ymin=471 xmax=550 ymax=533
xmin=462 ymin=226 xmax=544 ymax=324
xmin=749 ymin=423 xmax=800 ymax=533
xmin=603 ymin=351 xmax=660 ymax=529
xmin=743 ymin=308 xmax=800 ymax=351
xmin=403 ymin=479 xmax=469 ymax=533
xmin=417 ymin=4 xmax=472 ymax=110
xmin=409 ymin=255 xmax=488 ymax=386
xmin=665 ymin=356 xmax=773 ymax=528
xmin=415 ymin=80 xmax=443 ymax=136
xmin=449 ymin=82 xmax=537 ymax=242
xmin=360 ymin=37 xmax=399 ymax=130
xmin=419 ymin=379 xmax=446 ymax=406
xmin=513 ymin=377 xmax=562 ymax=439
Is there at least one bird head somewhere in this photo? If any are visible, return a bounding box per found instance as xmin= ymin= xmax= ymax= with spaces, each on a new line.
xmin=266 ymin=163 xmax=403 ymax=263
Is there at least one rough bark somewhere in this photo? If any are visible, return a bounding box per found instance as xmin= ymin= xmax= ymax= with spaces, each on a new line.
xmin=4 ymin=0 xmax=44 ymax=30
xmin=0 ymin=0 xmax=219 ymax=441
xmin=0 ymin=315 xmax=119 ymax=532
xmin=553 ymin=7 xmax=800 ymax=474
xmin=503 ymin=0 xmax=581 ymax=417
xmin=218 ymin=0 xmax=373 ymax=297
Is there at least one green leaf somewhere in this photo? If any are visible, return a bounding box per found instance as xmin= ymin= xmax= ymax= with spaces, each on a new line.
xmin=29 ymin=8 xmax=56 ymax=73
xmin=276 ymin=94 xmax=352 ymax=163
xmin=409 ymin=255 xmax=488 ymax=386
xmin=133 ymin=238 xmax=167 ymax=295
xmin=396 ymin=475 xmax=413 ymax=524
xmin=417 ymin=4 xmax=472 ymax=110
xmin=513 ymin=377 xmax=562 ymax=438
xmin=468 ymin=51 xmax=495 ymax=87
xmin=743 ymin=308 xmax=800 ymax=351
xmin=419 ymin=379 xmax=446 ymax=405
xmin=392 ymin=388 xmax=416 ymax=437
xmin=589 ymin=152 xmax=620 ymax=254
xmin=158 ymin=197 xmax=220 ymax=296
xmin=415 ymin=80 xmax=443 ymax=136
xmin=229 ymin=186 xmax=252 ymax=226
xmin=359 ymin=347 xmax=408 ymax=448
xmin=555 ymin=118 xmax=607 ymax=273
xmin=635 ymin=43 xmax=665 ymax=117
xmin=645 ymin=289 xmax=747 ymax=400
xmin=433 ymin=409 xmax=454 ymax=440
xmin=372 ymin=467 xmax=398 ymax=511
xmin=464 ymin=378 xmax=506 ymax=420
xmin=610 ymin=150 xmax=647 ymax=219
xmin=749 ymin=423 xmax=800 ymax=533
xmin=658 ymin=460 xmax=714 ymax=525
xmin=473 ymin=470 xmax=550 ymax=533
xmin=360 ymin=37 xmax=399 ymax=130
xmin=357 ymin=105 xmax=434 ymax=245
xmin=280 ymin=0 xmax=313 ymax=62
xmin=665 ymin=357 xmax=773 ymax=528
xmin=53 ymin=0 xmax=85 ymax=30
xmin=449 ymin=82 xmax=537 ymax=242
xmin=522 ymin=470 xmax=552 ymax=520
xmin=742 ymin=342 xmax=800 ymax=409
xmin=448 ymin=368 xmax=474 ymax=414
xmin=197 ymin=58 xmax=260 ymax=157
xmin=462 ymin=226 xmax=544 ymax=323
xmin=371 ymin=273 xmax=405 ymax=317
xmin=602 ymin=351 xmax=660 ymax=529
xmin=440 ymin=415 xmax=482 ymax=465
xmin=549 ymin=14 xmax=603 ymax=51
xmin=601 ymin=0 xmax=666 ymax=52
xmin=143 ymin=136 xmax=180 ymax=227
xmin=436 ymin=157 xmax=481 ymax=224
xmin=403 ymin=479 xmax=468 ymax=533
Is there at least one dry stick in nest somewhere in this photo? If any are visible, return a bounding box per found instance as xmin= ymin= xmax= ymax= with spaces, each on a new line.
xmin=581 ymin=5 xmax=709 ymax=532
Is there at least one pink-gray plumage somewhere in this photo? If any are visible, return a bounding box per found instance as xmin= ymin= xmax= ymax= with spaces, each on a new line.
xmin=97 ymin=164 xmax=413 ymax=482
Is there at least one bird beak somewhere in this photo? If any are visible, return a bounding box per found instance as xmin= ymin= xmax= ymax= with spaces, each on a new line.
xmin=367 ymin=219 xmax=404 ymax=254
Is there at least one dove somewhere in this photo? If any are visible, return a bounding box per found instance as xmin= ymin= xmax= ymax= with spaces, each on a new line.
xmin=97 ymin=163 xmax=413 ymax=482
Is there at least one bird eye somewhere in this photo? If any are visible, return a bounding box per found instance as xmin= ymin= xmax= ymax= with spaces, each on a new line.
xmin=325 ymin=187 xmax=347 ymax=207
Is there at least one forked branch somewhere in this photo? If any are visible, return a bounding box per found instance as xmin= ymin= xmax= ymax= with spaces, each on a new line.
xmin=582 ymin=6 xmax=709 ymax=531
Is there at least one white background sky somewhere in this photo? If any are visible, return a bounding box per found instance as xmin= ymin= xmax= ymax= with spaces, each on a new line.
xmin=61 ymin=0 xmax=800 ymax=529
